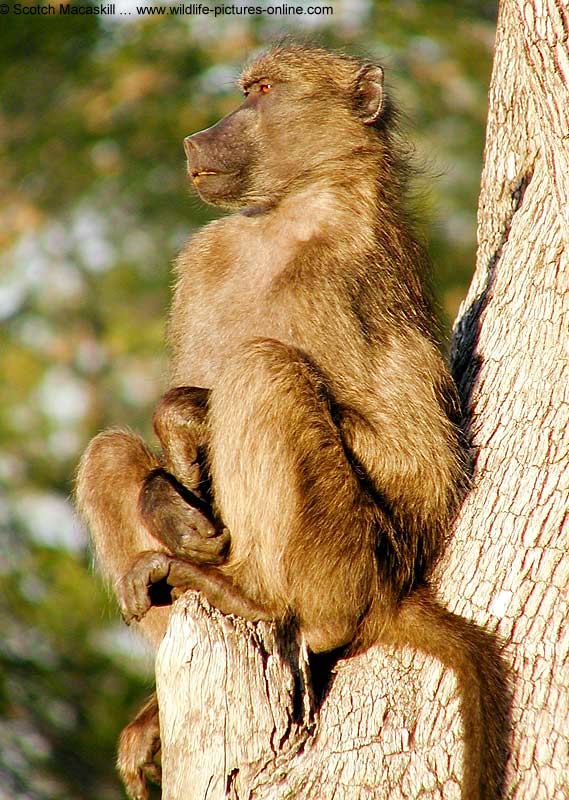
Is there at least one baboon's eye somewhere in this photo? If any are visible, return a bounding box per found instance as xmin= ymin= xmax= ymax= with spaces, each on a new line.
xmin=243 ymin=81 xmax=272 ymax=98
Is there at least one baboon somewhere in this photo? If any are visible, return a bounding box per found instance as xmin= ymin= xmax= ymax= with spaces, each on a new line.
xmin=76 ymin=43 xmax=510 ymax=800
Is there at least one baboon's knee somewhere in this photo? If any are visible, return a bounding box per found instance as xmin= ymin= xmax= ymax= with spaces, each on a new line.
xmin=153 ymin=386 xmax=208 ymax=440
xmin=247 ymin=337 xmax=303 ymax=370
xmin=76 ymin=429 xmax=165 ymax=591
xmin=76 ymin=429 xmax=156 ymax=510
xmin=224 ymin=338 xmax=319 ymax=393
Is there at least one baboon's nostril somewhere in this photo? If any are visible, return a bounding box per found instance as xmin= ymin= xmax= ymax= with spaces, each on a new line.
xmin=183 ymin=136 xmax=199 ymax=157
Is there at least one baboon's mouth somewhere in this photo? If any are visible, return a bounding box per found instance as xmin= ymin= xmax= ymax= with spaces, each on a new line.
xmin=191 ymin=170 xmax=218 ymax=182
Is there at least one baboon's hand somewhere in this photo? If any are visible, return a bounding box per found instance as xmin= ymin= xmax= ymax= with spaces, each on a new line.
xmin=140 ymin=470 xmax=230 ymax=564
xmin=117 ymin=551 xmax=174 ymax=624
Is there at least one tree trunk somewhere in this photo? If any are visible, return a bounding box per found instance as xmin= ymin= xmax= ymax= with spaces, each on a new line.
xmin=155 ymin=1 xmax=569 ymax=797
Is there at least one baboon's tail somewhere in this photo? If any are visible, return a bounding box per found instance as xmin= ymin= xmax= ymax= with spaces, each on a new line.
xmin=379 ymin=587 xmax=511 ymax=800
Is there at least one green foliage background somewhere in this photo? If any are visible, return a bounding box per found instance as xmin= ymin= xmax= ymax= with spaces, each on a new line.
xmin=0 ymin=1 xmax=495 ymax=797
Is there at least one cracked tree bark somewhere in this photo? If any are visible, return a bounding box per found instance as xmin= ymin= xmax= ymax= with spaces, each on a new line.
xmin=155 ymin=1 xmax=569 ymax=797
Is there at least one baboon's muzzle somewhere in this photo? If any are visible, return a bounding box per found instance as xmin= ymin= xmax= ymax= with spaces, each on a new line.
xmin=184 ymin=109 xmax=252 ymax=204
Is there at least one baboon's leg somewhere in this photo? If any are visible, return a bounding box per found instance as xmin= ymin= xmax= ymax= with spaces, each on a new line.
xmin=117 ymin=692 xmax=161 ymax=800
xmin=208 ymin=338 xmax=380 ymax=652
xmin=76 ymin=429 xmax=172 ymax=645
xmin=78 ymin=426 xmax=228 ymax=618
xmin=119 ymin=340 xmax=380 ymax=650
xmin=77 ymin=399 xmax=222 ymax=800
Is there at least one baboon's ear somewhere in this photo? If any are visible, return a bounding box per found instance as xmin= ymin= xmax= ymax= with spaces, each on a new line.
xmin=355 ymin=64 xmax=384 ymax=125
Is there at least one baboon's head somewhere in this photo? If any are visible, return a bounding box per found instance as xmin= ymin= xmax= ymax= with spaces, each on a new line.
xmin=184 ymin=44 xmax=388 ymax=209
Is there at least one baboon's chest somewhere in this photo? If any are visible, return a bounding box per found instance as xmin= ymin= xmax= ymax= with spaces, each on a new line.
xmin=171 ymin=213 xmax=367 ymax=390
xmin=172 ymin=251 xmax=303 ymax=387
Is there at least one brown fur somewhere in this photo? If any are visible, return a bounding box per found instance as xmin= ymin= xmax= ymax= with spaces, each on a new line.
xmin=117 ymin=693 xmax=161 ymax=800
xmin=76 ymin=43 xmax=509 ymax=800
